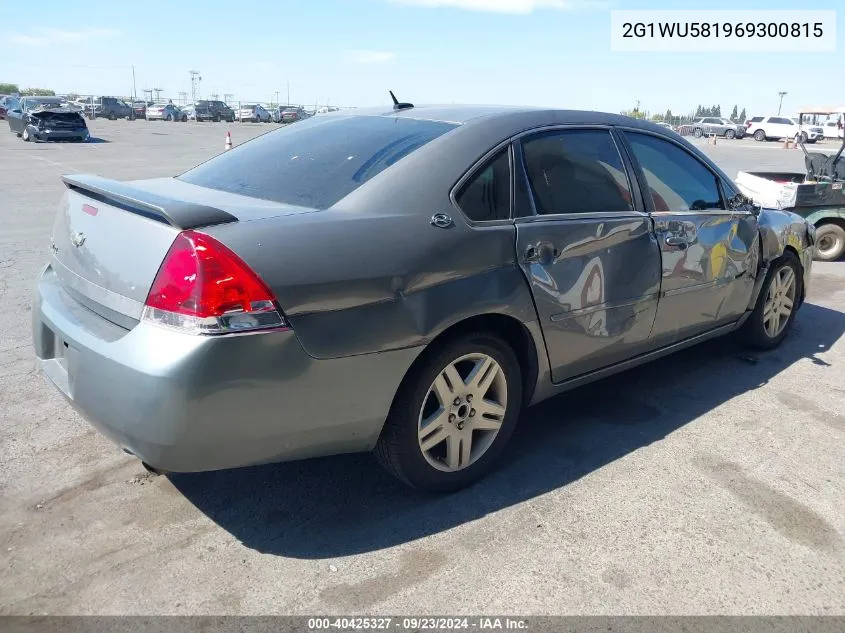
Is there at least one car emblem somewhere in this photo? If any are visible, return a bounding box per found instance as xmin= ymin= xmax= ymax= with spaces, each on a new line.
xmin=430 ymin=213 xmax=454 ymax=229
xmin=70 ymin=231 xmax=86 ymax=248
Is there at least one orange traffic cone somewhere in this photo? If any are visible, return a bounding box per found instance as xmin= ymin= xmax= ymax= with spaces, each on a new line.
xmin=225 ymin=131 xmax=232 ymax=151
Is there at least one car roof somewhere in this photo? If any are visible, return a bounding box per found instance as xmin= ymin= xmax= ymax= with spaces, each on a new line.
xmin=322 ymin=104 xmax=684 ymax=137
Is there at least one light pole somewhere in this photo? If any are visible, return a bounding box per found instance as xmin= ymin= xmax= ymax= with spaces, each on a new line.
xmin=778 ymin=91 xmax=787 ymax=115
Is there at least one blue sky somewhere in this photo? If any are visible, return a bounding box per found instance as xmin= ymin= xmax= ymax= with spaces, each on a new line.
xmin=1 ymin=0 xmax=841 ymax=117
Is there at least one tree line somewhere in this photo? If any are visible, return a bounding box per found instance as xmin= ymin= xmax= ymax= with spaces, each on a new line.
xmin=620 ymin=104 xmax=749 ymax=126
xmin=0 ymin=83 xmax=56 ymax=96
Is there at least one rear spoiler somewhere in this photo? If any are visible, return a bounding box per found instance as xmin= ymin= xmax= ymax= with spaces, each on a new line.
xmin=61 ymin=174 xmax=237 ymax=229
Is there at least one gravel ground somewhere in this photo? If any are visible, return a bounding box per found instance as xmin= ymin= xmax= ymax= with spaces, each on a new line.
xmin=0 ymin=120 xmax=843 ymax=616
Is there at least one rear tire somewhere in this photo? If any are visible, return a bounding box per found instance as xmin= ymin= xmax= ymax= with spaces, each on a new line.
xmin=753 ymin=129 xmax=766 ymax=141
xmin=108 ymin=113 xmax=117 ymax=121
xmin=814 ymin=223 xmax=845 ymax=262
xmin=375 ymin=333 xmax=522 ymax=492
xmin=694 ymin=128 xmax=703 ymax=138
xmin=739 ymin=252 xmax=803 ymax=350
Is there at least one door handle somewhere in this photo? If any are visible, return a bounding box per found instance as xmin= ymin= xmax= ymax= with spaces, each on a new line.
xmin=524 ymin=243 xmax=558 ymax=264
xmin=665 ymin=235 xmax=689 ymax=247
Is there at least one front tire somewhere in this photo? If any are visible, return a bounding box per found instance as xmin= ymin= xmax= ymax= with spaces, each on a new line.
xmin=725 ymin=129 xmax=736 ymax=139
xmin=753 ymin=129 xmax=766 ymax=141
xmin=814 ymin=223 xmax=845 ymax=262
xmin=22 ymin=127 xmax=31 ymax=142
xmin=740 ymin=252 xmax=803 ymax=350
xmin=694 ymin=128 xmax=703 ymax=138
xmin=375 ymin=333 xmax=523 ymax=492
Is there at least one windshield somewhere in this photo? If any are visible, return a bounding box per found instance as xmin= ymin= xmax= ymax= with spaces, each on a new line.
xmin=178 ymin=115 xmax=457 ymax=209
xmin=24 ymin=98 xmax=63 ymax=111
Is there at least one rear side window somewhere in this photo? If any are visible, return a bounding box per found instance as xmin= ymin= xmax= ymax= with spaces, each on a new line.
xmin=456 ymin=148 xmax=511 ymax=222
xmin=520 ymin=129 xmax=634 ymax=215
xmin=749 ymin=116 xmax=763 ymax=123
xmin=625 ymin=132 xmax=724 ymax=212
xmin=179 ymin=115 xmax=457 ymax=209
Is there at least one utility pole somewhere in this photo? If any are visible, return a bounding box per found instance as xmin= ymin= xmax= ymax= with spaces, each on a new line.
xmin=143 ymin=88 xmax=153 ymax=104
xmin=224 ymin=93 xmax=233 ymax=106
xmin=778 ymin=91 xmax=787 ymax=115
xmin=189 ymin=70 xmax=202 ymax=103
xmin=286 ymin=81 xmax=290 ymax=105
xmin=178 ymin=91 xmax=187 ymax=105
xmin=275 ymin=91 xmax=279 ymax=107
xmin=131 ymin=65 xmax=137 ymax=106
xmin=153 ymin=88 xmax=163 ymax=102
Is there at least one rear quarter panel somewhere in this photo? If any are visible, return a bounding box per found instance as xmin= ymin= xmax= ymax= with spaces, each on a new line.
xmin=207 ymin=210 xmax=538 ymax=360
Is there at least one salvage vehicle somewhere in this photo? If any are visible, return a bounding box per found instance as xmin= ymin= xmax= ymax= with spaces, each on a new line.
xmin=736 ymin=134 xmax=845 ymax=262
xmin=146 ymin=103 xmax=184 ymax=121
xmin=97 ymin=96 xmax=135 ymax=120
xmin=688 ymin=117 xmax=746 ymax=139
xmin=237 ymin=103 xmax=272 ymax=122
xmin=33 ymin=99 xmax=816 ymax=492
xmin=6 ymin=97 xmax=89 ymax=142
xmin=194 ymin=100 xmax=235 ymax=122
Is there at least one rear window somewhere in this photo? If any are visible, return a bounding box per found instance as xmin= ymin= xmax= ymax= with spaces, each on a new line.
xmin=178 ymin=115 xmax=457 ymax=209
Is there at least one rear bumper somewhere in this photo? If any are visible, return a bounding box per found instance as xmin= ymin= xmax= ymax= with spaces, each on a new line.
xmin=32 ymin=264 xmax=422 ymax=472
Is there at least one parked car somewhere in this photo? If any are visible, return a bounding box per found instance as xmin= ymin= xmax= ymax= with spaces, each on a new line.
xmin=823 ymin=118 xmax=844 ymax=139
xmin=277 ymin=106 xmax=309 ymax=124
xmin=75 ymin=98 xmax=102 ymax=118
xmin=6 ymin=96 xmax=89 ymax=142
xmin=32 ymin=106 xmax=816 ymax=492
xmin=146 ymin=103 xmax=183 ymax=121
xmin=789 ymin=119 xmax=825 ymax=143
xmin=688 ymin=117 xmax=745 ymax=139
xmin=745 ymin=116 xmax=803 ymax=142
xmin=132 ymin=101 xmax=150 ymax=119
xmin=238 ymin=104 xmax=272 ymax=122
xmin=94 ymin=96 xmax=135 ymax=120
xmin=0 ymin=96 xmax=11 ymax=120
xmin=194 ymin=100 xmax=235 ymax=122
xmin=181 ymin=105 xmax=199 ymax=121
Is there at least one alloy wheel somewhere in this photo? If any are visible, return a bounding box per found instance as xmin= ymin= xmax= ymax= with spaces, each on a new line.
xmin=417 ymin=353 xmax=507 ymax=473
xmin=763 ymin=265 xmax=796 ymax=338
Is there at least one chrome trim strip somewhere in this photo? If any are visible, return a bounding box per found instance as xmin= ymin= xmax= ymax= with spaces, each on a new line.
xmin=50 ymin=256 xmax=145 ymax=320
xmin=549 ymin=294 xmax=658 ymax=321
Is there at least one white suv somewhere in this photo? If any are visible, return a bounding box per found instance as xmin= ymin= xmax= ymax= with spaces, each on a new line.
xmin=745 ymin=115 xmax=800 ymax=142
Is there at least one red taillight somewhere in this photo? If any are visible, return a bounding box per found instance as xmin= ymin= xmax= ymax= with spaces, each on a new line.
xmin=142 ymin=230 xmax=288 ymax=334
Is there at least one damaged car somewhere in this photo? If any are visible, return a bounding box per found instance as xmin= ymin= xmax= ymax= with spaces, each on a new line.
xmin=32 ymin=103 xmax=816 ymax=492
xmin=6 ymin=96 xmax=90 ymax=143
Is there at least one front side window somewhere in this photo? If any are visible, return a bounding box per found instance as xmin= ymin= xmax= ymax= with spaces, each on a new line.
xmin=520 ymin=129 xmax=634 ymax=215
xmin=625 ymin=132 xmax=724 ymax=212
xmin=179 ymin=115 xmax=457 ymax=209
xmin=455 ymin=148 xmax=511 ymax=222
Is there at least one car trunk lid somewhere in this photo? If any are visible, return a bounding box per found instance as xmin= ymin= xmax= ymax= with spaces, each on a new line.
xmin=51 ymin=175 xmax=317 ymax=328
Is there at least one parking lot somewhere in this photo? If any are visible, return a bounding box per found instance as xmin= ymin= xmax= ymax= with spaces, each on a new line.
xmin=1 ymin=119 xmax=843 ymax=615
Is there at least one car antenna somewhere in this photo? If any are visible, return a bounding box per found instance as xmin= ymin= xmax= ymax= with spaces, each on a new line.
xmin=389 ymin=90 xmax=414 ymax=111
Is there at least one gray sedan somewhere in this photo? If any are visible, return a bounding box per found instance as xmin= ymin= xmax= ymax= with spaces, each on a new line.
xmin=690 ymin=117 xmax=746 ymax=139
xmin=32 ymin=104 xmax=816 ymax=491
